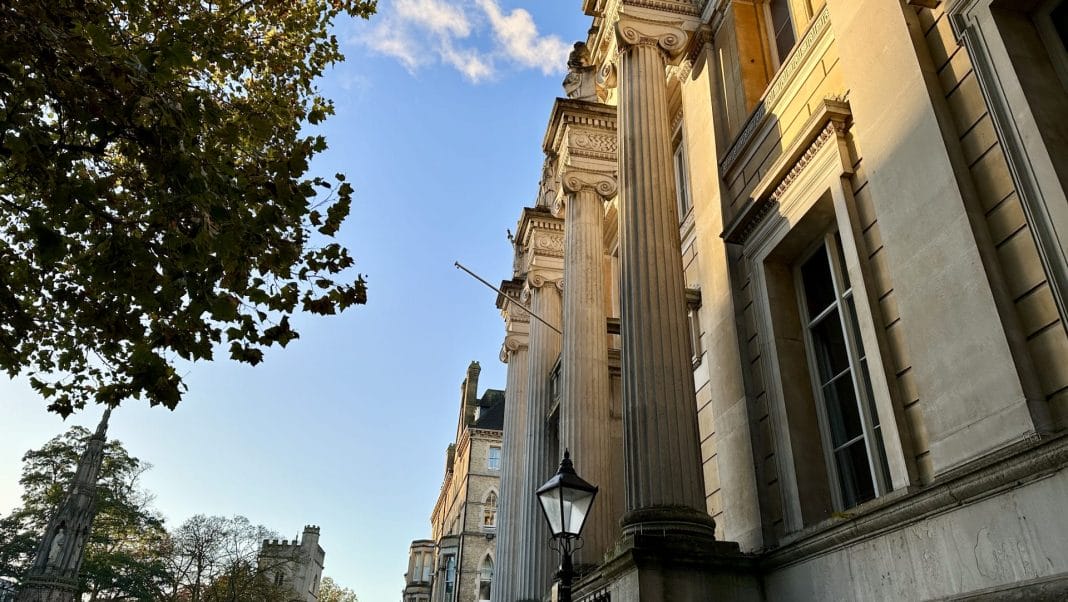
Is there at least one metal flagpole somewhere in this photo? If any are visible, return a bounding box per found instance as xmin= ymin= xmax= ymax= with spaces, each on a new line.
xmin=454 ymin=261 xmax=562 ymax=335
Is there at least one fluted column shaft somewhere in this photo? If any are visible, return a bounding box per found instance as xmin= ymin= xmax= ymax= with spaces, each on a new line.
xmin=617 ymin=38 xmax=710 ymax=527
xmin=560 ymin=186 xmax=618 ymax=566
xmin=515 ymin=277 xmax=562 ymax=600
xmin=492 ymin=336 xmax=528 ymax=602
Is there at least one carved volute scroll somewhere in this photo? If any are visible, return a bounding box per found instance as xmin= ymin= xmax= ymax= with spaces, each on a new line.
xmin=615 ymin=14 xmax=689 ymax=56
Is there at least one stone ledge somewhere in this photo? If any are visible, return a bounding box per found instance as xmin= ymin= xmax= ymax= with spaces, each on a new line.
xmin=761 ymin=431 xmax=1068 ymax=570
xmin=933 ymin=571 xmax=1068 ymax=601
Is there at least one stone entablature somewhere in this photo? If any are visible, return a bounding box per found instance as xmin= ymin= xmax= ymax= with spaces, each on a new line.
xmin=543 ymin=99 xmax=619 ymax=216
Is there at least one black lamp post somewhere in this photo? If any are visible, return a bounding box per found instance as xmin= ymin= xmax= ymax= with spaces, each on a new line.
xmin=536 ymin=449 xmax=598 ymax=602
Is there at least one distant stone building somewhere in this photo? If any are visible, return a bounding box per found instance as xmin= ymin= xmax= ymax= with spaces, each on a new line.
xmin=401 ymin=540 xmax=435 ymax=602
xmin=404 ymin=362 xmax=504 ymax=602
xmin=258 ymin=525 xmax=325 ymax=602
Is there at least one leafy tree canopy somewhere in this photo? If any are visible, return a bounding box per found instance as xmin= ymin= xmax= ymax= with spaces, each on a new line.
xmin=0 ymin=0 xmax=375 ymax=416
xmin=319 ymin=576 xmax=359 ymax=602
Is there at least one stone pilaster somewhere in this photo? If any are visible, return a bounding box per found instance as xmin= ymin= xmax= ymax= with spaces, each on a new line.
xmin=513 ymin=208 xmax=564 ymax=601
xmin=545 ymin=98 xmax=623 ymax=567
xmin=613 ymin=7 xmax=715 ymax=536
xmin=492 ymin=278 xmax=529 ymax=602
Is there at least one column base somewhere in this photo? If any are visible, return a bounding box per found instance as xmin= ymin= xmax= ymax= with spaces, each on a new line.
xmin=620 ymin=505 xmax=718 ymax=540
xmin=577 ymin=525 xmax=762 ymax=602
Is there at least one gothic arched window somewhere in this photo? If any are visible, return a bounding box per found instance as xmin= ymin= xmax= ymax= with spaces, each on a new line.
xmin=478 ymin=555 xmax=493 ymax=601
xmin=482 ymin=491 xmax=498 ymax=529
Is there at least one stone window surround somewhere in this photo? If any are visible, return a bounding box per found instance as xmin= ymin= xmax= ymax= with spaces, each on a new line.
xmin=735 ymin=102 xmax=915 ymax=533
xmin=947 ymin=0 xmax=1068 ymax=328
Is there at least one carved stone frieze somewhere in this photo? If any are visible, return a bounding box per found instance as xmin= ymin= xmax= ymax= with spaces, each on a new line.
xmin=570 ymin=128 xmax=618 ymax=157
xmin=531 ymin=232 xmax=565 ymax=258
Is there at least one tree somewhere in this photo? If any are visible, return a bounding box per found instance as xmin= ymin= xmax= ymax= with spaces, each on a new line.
xmin=0 ymin=427 xmax=170 ymax=599
xmin=318 ymin=576 xmax=359 ymax=602
xmin=0 ymin=0 xmax=376 ymax=416
xmin=160 ymin=514 xmax=289 ymax=602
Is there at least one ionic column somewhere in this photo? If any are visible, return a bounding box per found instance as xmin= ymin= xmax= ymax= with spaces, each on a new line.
xmin=492 ymin=279 xmax=529 ymax=602
xmin=511 ymin=207 xmax=564 ymax=601
xmin=615 ymin=13 xmax=715 ymax=536
xmin=515 ymin=271 xmax=563 ymax=600
xmin=557 ymin=168 xmax=620 ymax=567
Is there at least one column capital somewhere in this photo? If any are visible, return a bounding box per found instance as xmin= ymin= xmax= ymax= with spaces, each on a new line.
xmin=615 ymin=13 xmax=690 ymax=57
xmin=523 ymin=270 xmax=564 ymax=297
xmin=499 ymin=333 xmax=530 ymax=363
xmin=561 ymin=168 xmax=618 ymax=198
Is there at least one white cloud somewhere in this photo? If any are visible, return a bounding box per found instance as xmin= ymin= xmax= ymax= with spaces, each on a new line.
xmin=365 ymin=21 xmax=425 ymax=72
xmin=394 ymin=0 xmax=472 ymax=38
xmin=439 ymin=41 xmax=494 ymax=83
xmin=476 ymin=0 xmax=570 ymax=75
xmin=357 ymin=0 xmax=569 ymax=83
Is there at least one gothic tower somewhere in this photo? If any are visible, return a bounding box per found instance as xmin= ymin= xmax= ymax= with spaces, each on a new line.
xmin=17 ymin=409 xmax=111 ymax=602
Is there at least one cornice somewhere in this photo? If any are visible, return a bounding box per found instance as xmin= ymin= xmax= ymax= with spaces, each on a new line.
xmin=517 ymin=207 xmax=564 ymax=244
xmin=621 ymin=0 xmax=701 ymax=18
xmin=543 ymin=98 xmax=618 ymax=155
xmin=721 ymin=98 xmax=851 ymax=245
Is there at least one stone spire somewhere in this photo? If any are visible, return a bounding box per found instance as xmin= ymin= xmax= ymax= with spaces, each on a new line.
xmin=18 ymin=408 xmax=112 ymax=602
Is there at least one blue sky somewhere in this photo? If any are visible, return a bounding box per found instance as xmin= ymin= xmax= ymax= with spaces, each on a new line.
xmin=0 ymin=2 xmax=588 ymax=599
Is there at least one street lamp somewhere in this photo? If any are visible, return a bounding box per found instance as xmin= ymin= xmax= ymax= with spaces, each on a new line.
xmin=536 ymin=449 xmax=598 ymax=602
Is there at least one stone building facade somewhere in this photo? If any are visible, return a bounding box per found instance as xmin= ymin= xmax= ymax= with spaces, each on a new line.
xmin=405 ymin=362 xmax=505 ymax=602
xmin=402 ymin=540 xmax=435 ymax=602
xmin=257 ymin=526 xmax=325 ymax=602
xmin=490 ymin=0 xmax=1068 ymax=600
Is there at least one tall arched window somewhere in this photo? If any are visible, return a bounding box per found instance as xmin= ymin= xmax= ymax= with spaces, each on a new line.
xmin=482 ymin=491 xmax=498 ymax=529
xmin=478 ymin=555 xmax=493 ymax=602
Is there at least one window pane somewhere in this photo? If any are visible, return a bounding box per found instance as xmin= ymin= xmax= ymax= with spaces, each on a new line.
xmin=1053 ymin=2 xmax=1068 ymax=50
xmin=801 ymin=246 xmax=836 ymax=320
xmin=674 ymin=145 xmax=691 ymax=219
xmin=823 ymin=373 xmax=863 ymax=448
xmin=833 ymin=231 xmax=850 ymax=289
xmin=769 ymin=0 xmax=796 ymax=62
xmin=835 ymin=440 xmax=876 ymax=508
xmin=810 ymin=308 xmax=850 ymax=381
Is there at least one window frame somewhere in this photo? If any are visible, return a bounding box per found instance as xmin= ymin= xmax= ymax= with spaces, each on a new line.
xmin=764 ymin=0 xmax=798 ymax=68
xmin=672 ymin=132 xmax=692 ymax=223
xmin=738 ymin=127 xmax=915 ymax=531
xmin=487 ymin=446 xmax=501 ymax=471
xmin=1035 ymin=0 xmax=1068 ymax=89
xmin=482 ymin=490 xmax=498 ymax=530
xmin=477 ymin=555 xmax=493 ymax=602
xmin=794 ymin=231 xmax=891 ymax=510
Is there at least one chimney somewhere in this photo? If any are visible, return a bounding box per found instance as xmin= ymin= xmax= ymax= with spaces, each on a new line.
xmin=462 ymin=361 xmax=481 ymax=427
